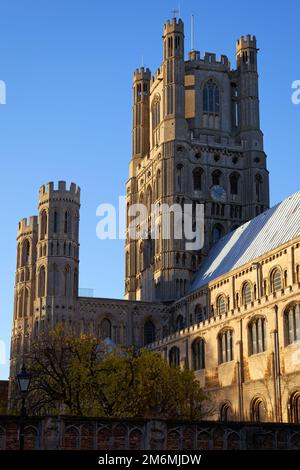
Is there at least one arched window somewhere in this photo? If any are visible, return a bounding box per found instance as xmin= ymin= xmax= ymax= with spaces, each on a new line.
xmin=40 ymin=211 xmax=47 ymax=240
xmin=285 ymin=303 xmax=300 ymax=345
xmin=195 ymin=304 xmax=203 ymax=323
xmin=290 ymin=392 xmax=300 ymax=423
xmin=230 ymin=173 xmax=240 ymax=195
xmin=212 ymin=170 xmax=222 ymax=186
xmin=219 ymin=329 xmax=234 ymax=364
xmin=64 ymin=211 xmax=71 ymax=235
xmin=193 ymin=168 xmax=203 ymax=191
xmin=176 ymin=315 xmax=184 ymax=330
xmin=255 ymin=174 xmax=263 ymax=202
xmin=249 ymin=317 xmax=266 ymax=355
xmin=64 ymin=265 xmax=71 ymax=297
xmin=101 ymin=318 xmax=112 ymax=339
xmin=192 ymin=338 xmax=205 ymax=370
xmin=203 ymin=80 xmax=220 ymax=114
xmin=271 ymin=268 xmax=282 ymax=293
xmin=217 ymin=295 xmax=226 ymax=315
xmin=152 ymin=94 xmax=161 ymax=146
xmin=146 ymin=185 xmax=152 ymax=212
xmin=23 ymin=288 xmax=29 ymax=317
xmin=212 ymin=224 xmax=224 ymax=245
xmin=176 ymin=164 xmax=183 ymax=192
xmin=38 ymin=266 xmax=46 ymax=297
xmin=74 ymin=268 xmax=78 ymax=297
xmin=22 ymin=239 xmax=30 ymax=266
xmin=242 ymin=282 xmax=252 ymax=305
xmin=156 ymin=170 xmax=161 ymax=199
xmin=251 ymin=397 xmax=267 ymax=422
xmin=152 ymin=94 xmax=161 ymax=129
xmin=169 ymin=346 xmax=180 ymax=367
xmin=144 ymin=320 xmax=155 ymax=345
xmin=220 ymin=403 xmax=233 ymax=422
xmin=53 ymin=210 xmax=59 ymax=234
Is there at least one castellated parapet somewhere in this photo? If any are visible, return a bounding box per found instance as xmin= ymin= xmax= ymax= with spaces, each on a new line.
xmin=163 ymin=17 xmax=184 ymax=35
xmin=133 ymin=67 xmax=151 ymax=82
xmin=17 ymin=216 xmax=38 ymax=236
xmin=38 ymin=181 xmax=81 ymax=208
xmin=236 ymin=35 xmax=257 ymax=53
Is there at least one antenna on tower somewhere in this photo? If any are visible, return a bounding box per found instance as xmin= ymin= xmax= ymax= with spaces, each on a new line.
xmin=191 ymin=14 xmax=195 ymax=51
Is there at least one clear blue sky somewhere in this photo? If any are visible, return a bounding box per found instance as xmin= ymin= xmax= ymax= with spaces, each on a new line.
xmin=0 ymin=0 xmax=299 ymax=379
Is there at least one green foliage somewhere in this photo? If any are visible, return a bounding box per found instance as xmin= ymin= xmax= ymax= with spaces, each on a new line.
xmin=27 ymin=325 xmax=210 ymax=419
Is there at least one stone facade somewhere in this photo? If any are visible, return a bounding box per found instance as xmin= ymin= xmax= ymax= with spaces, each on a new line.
xmin=0 ymin=416 xmax=299 ymax=450
xmin=8 ymin=18 xmax=300 ymax=424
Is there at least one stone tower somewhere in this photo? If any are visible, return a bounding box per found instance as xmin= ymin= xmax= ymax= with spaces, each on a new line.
xmin=125 ymin=18 xmax=269 ymax=302
xmin=9 ymin=182 xmax=80 ymax=388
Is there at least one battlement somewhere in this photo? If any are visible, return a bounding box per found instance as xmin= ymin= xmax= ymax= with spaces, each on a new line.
xmin=150 ymin=66 xmax=163 ymax=85
xmin=186 ymin=51 xmax=229 ymax=69
xmin=18 ymin=216 xmax=38 ymax=234
xmin=39 ymin=181 xmax=81 ymax=203
xmin=163 ymin=17 xmax=184 ymax=35
xmin=133 ymin=67 xmax=151 ymax=82
xmin=236 ymin=35 xmax=257 ymax=52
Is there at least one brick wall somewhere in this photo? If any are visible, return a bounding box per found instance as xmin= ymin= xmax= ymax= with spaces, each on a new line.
xmin=0 ymin=416 xmax=299 ymax=450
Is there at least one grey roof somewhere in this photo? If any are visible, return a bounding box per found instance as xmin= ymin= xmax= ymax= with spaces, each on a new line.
xmin=190 ymin=190 xmax=300 ymax=292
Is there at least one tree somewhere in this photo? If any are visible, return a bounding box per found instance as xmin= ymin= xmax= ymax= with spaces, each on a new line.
xmin=24 ymin=325 xmax=211 ymax=419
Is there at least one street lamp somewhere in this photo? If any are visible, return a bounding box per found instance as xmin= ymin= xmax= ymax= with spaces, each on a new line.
xmin=17 ymin=364 xmax=31 ymax=450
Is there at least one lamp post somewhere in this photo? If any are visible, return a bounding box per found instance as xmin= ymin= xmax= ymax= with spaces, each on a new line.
xmin=17 ymin=364 xmax=31 ymax=450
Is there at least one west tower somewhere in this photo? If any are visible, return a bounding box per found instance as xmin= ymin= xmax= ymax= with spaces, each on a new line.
xmin=125 ymin=18 xmax=269 ymax=302
xmin=9 ymin=182 xmax=81 ymax=398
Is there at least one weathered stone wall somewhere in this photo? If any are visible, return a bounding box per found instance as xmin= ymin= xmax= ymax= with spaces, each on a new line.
xmin=0 ymin=416 xmax=299 ymax=450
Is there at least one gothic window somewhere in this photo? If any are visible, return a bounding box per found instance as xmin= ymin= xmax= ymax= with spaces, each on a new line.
xmin=290 ymin=392 xmax=300 ymax=423
xmin=249 ymin=317 xmax=266 ymax=355
xmin=40 ymin=211 xmax=47 ymax=240
xmin=219 ymin=329 xmax=234 ymax=363
xmin=192 ymin=338 xmax=205 ymax=370
xmin=101 ymin=318 xmax=112 ymax=339
xmin=217 ymin=295 xmax=226 ymax=315
xmin=152 ymin=94 xmax=161 ymax=146
xmin=176 ymin=164 xmax=183 ymax=192
xmin=64 ymin=211 xmax=71 ymax=235
xmin=251 ymin=397 xmax=267 ymax=422
xmin=175 ymin=315 xmax=184 ymax=331
xmin=156 ymin=170 xmax=161 ymax=199
xmin=220 ymin=403 xmax=233 ymax=422
xmin=38 ymin=266 xmax=46 ymax=297
xmin=242 ymin=282 xmax=252 ymax=305
xmin=193 ymin=168 xmax=203 ymax=191
xmin=285 ymin=303 xmax=300 ymax=345
xmin=212 ymin=170 xmax=222 ymax=186
xmin=22 ymin=239 xmax=30 ymax=266
xmin=203 ymin=80 xmax=220 ymax=114
xmin=144 ymin=320 xmax=155 ymax=345
xmin=230 ymin=172 xmax=240 ymax=195
xmin=23 ymin=288 xmax=29 ymax=317
xmin=271 ymin=268 xmax=282 ymax=293
xmin=146 ymin=185 xmax=152 ymax=212
xmin=212 ymin=224 xmax=224 ymax=245
xmin=255 ymin=174 xmax=263 ymax=202
xmin=64 ymin=265 xmax=71 ymax=297
xmin=169 ymin=346 xmax=180 ymax=367
xmin=53 ymin=211 xmax=59 ymax=234
xmin=195 ymin=304 xmax=203 ymax=323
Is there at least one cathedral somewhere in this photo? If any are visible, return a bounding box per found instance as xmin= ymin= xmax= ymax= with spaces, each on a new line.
xmin=10 ymin=18 xmax=300 ymax=423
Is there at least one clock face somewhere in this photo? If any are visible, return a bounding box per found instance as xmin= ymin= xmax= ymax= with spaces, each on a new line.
xmin=210 ymin=185 xmax=227 ymax=202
